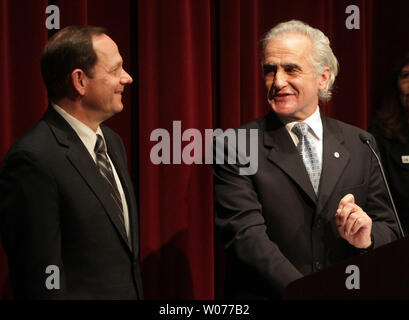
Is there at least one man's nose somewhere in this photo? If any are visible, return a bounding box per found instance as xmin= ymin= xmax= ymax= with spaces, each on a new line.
xmin=121 ymin=69 xmax=133 ymax=85
xmin=274 ymin=69 xmax=287 ymax=89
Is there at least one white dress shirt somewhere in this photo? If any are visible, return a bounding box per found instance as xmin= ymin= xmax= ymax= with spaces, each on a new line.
xmin=52 ymin=103 xmax=130 ymax=237
xmin=283 ymin=106 xmax=323 ymax=166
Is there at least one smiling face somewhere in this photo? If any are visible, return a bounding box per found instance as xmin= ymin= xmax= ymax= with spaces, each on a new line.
xmin=398 ymin=63 xmax=409 ymax=110
xmin=263 ymin=33 xmax=329 ymax=122
xmin=82 ymin=34 xmax=133 ymax=122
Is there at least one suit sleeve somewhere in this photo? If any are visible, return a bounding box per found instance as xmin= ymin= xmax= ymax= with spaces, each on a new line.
xmin=212 ymin=137 xmax=303 ymax=297
xmin=0 ymin=151 xmax=66 ymax=299
xmin=365 ymin=134 xmax=400 ymax=247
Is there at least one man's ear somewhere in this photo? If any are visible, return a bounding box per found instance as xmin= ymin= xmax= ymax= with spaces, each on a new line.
xmin=71 ymin=69 xmax=87 ymax=96
xmin=318 ymin=66 xmax=330 ymax=90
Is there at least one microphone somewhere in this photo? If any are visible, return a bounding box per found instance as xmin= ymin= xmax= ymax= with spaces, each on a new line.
xmin=359 ymin=132 xmax=405 ymax=238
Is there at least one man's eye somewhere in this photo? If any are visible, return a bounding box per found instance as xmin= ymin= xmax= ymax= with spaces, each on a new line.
xmin=111 ymin=65 xmax=122 ymax=73
xmin=263 ymin=64 xmax=277 ymax=75
xmin=285 ymin=67 xmax=297 ymax=73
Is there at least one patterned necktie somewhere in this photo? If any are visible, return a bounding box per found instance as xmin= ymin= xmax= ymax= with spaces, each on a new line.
xmin=292 ymin=122 xmax=321 ymax=194
xmin=94 ymin=134 xmax=125 ymax=226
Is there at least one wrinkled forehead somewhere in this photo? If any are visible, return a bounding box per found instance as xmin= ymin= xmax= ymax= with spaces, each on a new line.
xmin=263 ymin=33 xmax=313 ymax=64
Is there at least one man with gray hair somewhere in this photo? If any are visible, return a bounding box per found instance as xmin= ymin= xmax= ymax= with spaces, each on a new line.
xmin=213 ymin=20 xmax=399 ymax=299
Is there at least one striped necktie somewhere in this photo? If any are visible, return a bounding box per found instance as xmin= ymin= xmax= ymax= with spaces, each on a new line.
xmin=292 ymin=122 xmax=321 ymax=194
xmin=94 ymin=134 xmax=125 ymax=226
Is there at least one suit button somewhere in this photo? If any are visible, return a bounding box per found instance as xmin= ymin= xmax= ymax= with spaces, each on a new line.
xmin=315 ymin=261 xmax=322 ymax=270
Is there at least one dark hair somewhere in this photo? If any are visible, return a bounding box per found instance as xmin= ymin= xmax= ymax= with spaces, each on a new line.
xmin=371 ymin=52 xmax=409 ymax=142
xmin=41 ymin=25 xmax=107 ymax=101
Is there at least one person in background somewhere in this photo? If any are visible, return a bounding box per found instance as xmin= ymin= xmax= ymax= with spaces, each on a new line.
xmin=369 ymin=52 xmax=409 ymax=236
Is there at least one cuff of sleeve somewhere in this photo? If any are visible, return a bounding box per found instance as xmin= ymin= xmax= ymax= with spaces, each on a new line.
xmin=356 ymin=234 xmax=375 ymax=254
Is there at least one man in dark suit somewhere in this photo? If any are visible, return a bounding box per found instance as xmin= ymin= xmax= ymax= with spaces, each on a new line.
xmin=0 ymin=26 xmax=143 ymax=299
xmin=213 ymin=20 xmax=399 ymax=299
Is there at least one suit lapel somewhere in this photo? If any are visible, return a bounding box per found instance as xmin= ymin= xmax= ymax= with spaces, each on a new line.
xmin=65 ymin=145 xmax=133 ymax=252
xmin=316 ymin=115 xmax=350 ymax=216
xmin=264 ymin=112 xmax=317 ymax=204
xmin=44 ymin=107 xmax=132 ymax=253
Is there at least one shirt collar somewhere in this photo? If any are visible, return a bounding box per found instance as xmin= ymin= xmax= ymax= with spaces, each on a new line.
xmin=285 ymin=106 xmax=323 ymax=141
xmin=52 ymin=103 xmax=104 ymax=158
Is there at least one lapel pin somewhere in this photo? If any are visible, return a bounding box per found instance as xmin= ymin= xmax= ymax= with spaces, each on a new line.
xmin=334 ymin=152 xmax=340 ymax=158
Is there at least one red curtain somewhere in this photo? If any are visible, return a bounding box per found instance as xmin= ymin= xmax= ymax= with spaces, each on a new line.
xmin=138 ymin=0 xmax=215 ymax=299
xmin=1 ymin=0 xmax=409 ymax=299
xmin=0 ymin=0 xmax=49 ymax=299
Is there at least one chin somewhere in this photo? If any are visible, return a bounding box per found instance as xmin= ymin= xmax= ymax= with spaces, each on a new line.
xmin=270 ymin=102 xmax=298 ymax=116
xmin=113 ymin=103 xmax=124 ymax=114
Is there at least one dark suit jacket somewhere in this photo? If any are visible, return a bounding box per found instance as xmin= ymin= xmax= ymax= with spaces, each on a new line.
xmin=0 ymin=106 xmax=143 ymax=299
xmin=213 ymin=111 xmax=399 ymax=299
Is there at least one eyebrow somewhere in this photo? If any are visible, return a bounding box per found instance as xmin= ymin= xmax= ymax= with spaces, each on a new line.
xmin=263 ymin=63 xmax=277 ymax=75
xmin=282 ymin=63 xmax=302 ymax=71
xmin=262 ymin=63 xmax=302 ymax=75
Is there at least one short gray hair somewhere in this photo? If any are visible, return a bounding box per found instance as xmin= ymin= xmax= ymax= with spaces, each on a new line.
xmin=261 ymin=20 xmax=339 ymax=102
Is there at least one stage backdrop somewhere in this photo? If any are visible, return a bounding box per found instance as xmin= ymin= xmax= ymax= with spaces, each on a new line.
xmin=1 ymin=0 xmax=408 ymax=299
